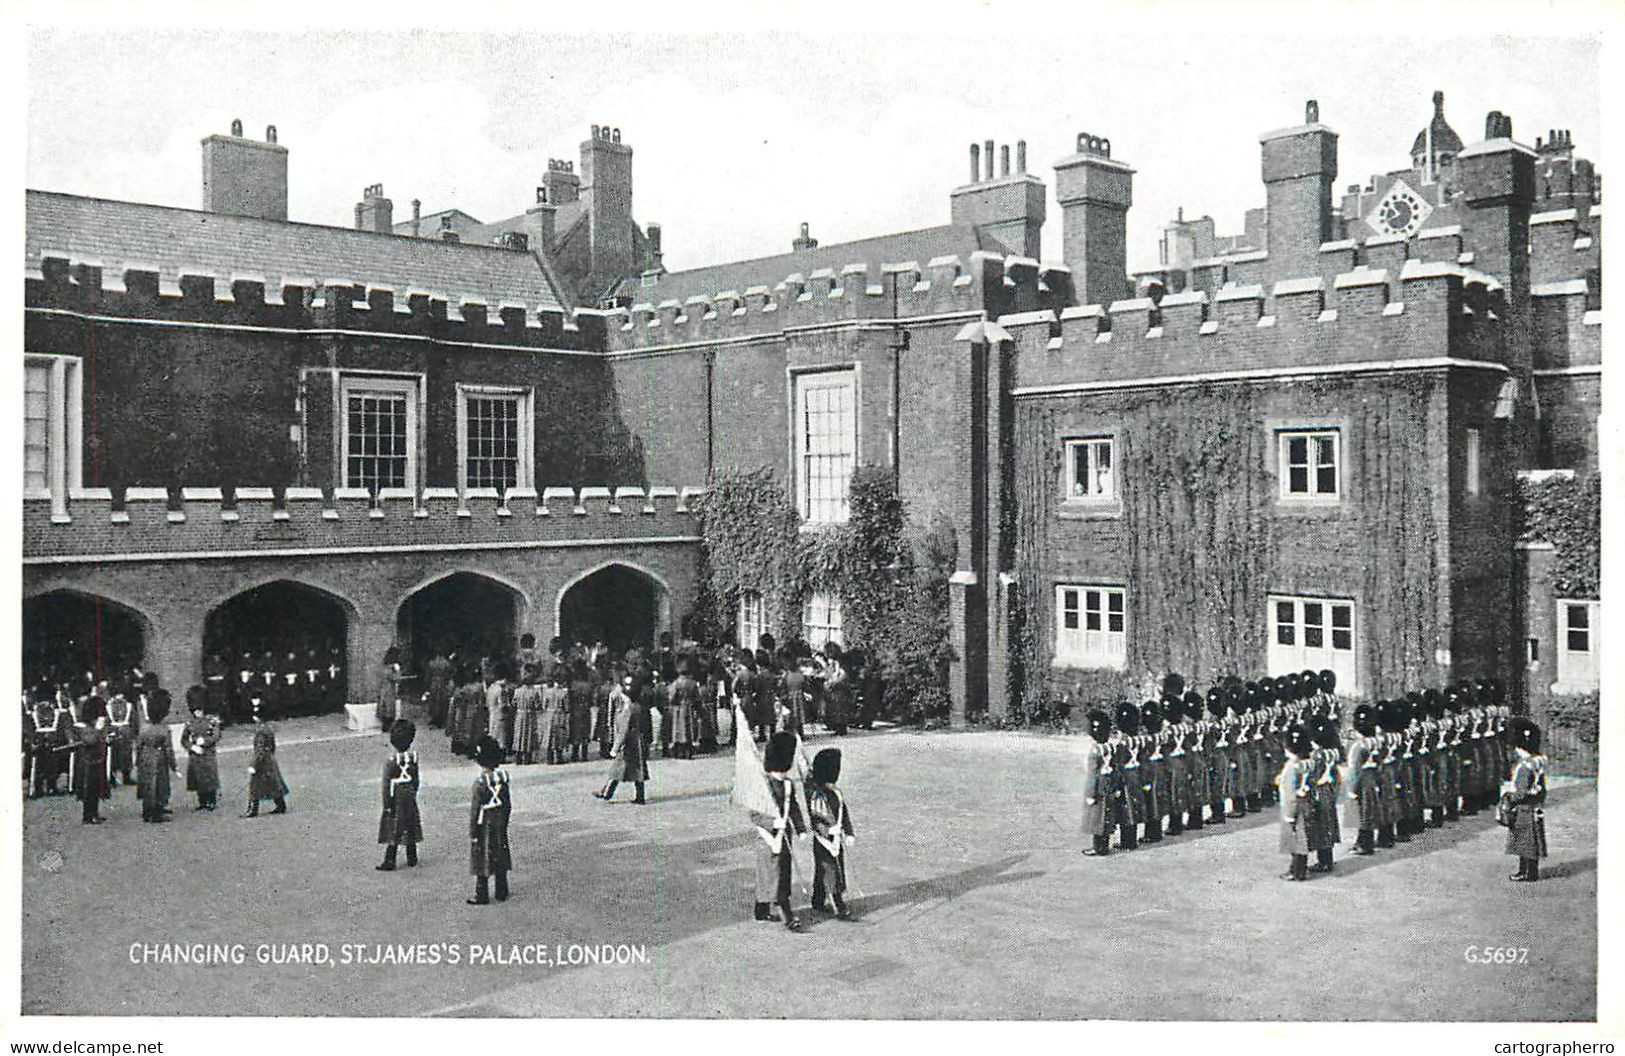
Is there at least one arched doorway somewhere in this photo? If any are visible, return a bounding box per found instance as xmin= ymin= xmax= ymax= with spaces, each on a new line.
xmin=22 ymin=590 xmax=150 ymax=690
xmin=556 ymin=563 xmax=670 ymax=657
xmin=397 ymin=571 xmax=524 ymax=678
xmin=204 ymin=580 xmax=352 ymax=720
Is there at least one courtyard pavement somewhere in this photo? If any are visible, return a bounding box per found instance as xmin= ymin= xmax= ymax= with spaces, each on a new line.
xmin=19 ymin=718 xmax=1597 ymax=1020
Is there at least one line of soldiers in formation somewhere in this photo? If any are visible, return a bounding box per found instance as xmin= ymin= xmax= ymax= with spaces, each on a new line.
xmin=1080 ymin=670 xmax=1552 ymax=881
xmin=401 ymin=633 xmax=878 ymax=770
xmin=20 ymin=677 xmax=290 ymax=824
xmin=202 ymin=644 xmax=347 ymax=722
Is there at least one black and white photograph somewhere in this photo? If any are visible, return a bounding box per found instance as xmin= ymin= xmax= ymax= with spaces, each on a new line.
xmin=5 ymin=4 xmax=1619 ymax=1047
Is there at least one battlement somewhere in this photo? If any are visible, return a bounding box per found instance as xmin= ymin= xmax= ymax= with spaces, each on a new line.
xmin=1001 ymin=262 xmax=1512 ymax=393
xmin=23 ymin=484 xmax=707 ymax=564
xmin=602 ymin=250 xmax=1071 ymax=352
xmin=26 ymin=253 xmax=606 ymax=353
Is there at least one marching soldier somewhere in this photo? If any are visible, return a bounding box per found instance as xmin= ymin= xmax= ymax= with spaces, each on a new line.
xmin=806 ymin=747 xmax=857 ymax=918
xmin=1182 ymin=692 xmax=1208 ymax=831
xmin=242 ymin=722 xmax=289 ymax=818
xmin=1138 ymin=701 xmax=1167 ymax=843
xmin=1204 ymin=690 xmax=1229 ymax=826
xmin=377 ymin=719 xmax=423 ymax=871
xmin=750 ymin=731 xmax=807 ymax=930
xmin=594 ymin=672 xmax=648 ymax=804
xmin=1345 ymin=703 xmax=1381 ymax=855
xmin=1418 ymin=689 xmax=1446 ymax=829
xmin=1501 ymin=717 xmax=1549 ymax=883
xmin=1081 ymin=709 xmax=1114 ymax=856
xmin=1237 ymin=687 xmax=1263 ymax=815
xmin=1374 ymin=700 xmax=1402 ymax=848
xmin=74 ymin=697 xmax=110 ymax=825
xmin=468 ymin=736 xmax=513 ymax=904
xmin=105 ymin=689 xmax=137 ymax=787
xmin=1438 ymin=689 xmax=1463 ymax=822
xmin=1278 ymin=723 xmax=1314 ymax=881
xmin=1458 ymin=684 xmax=1487 ymax=816
xmin=1220 ymin=687 xmax=1246 ymax=819
xmin=181 ymin=687 xmax=223 ymax=811
xmin=136 ymin=689 xmax=178 ymax=823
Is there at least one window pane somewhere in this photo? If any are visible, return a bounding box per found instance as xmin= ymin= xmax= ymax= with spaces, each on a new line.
xmin=1314 ymin=436 xmax=1335 ymax=468
xmin=1107 ymin=592 xmax=1123 ymax=614
xmin=1332 ymin=628 xmax=1352 ymax=651
xmin=1276 ymin=601 xmax=1294 ymax=625
xmin=1107 ymin=611 xmax=1123 ymax=634
xmin=1305 ymin=626 xmax=1324 ymax=648
xmin=1278 ymin=623 xmax=1295 ymax=646
xmin=1316 ymin=464 xmax=1336 ymax=494
xmin=1567 ymin=604 xmax=1589 ymax=630
xmin=1289 ymin=466 xmax=1309 ymax=493
xmin=1567 ymin=629 xmax=1589 ymax=653
xmin=1303 ymin=603 xmax=1322 ymax=627
xmin=1332 ymin=605 xmax=1351 ymax=628
xmin=1288 ymin=436 xmax=1307 ymax=466
xmin=799 ymin=375 xmax=855 ymax=522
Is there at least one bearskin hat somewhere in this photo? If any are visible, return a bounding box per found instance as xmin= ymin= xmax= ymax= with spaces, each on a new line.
xmin=1114 ymin=701 xmax=1141 ymax=736
xmin=1352 ymin=703 xmax=1376 ymax=737
xmin=185 ymin=685 xmax=207 ymax=713
xmin=146 ymin=688 xmax=172 ymax=724
xmin=758 ymin=633 xmax=778 ymax=655
xmin=1161 ymin=696 xmax=1185 ymax=725
xmin=475 ymin=735 xmax=504 ymax=769
xmin=1484 ymin=679 xmax=1505 ymax=705
xmin=1206 ymin=689 xmax=1226 ymax=719
xmin=1086 ymin=709 xmax=1112 ymax=743
xmin=1286 ymin=723 xmax=1314 ymax=758
xmin=811 ymin=747 xmax=842 ymax=785
xmin=1312 ymin=718 xmax=1342 ymax=750
xmin=1161 ymin=673 xmax=1186 ymax=700
xmin=764 ymin=731 xmax=799 ymax=773
xmin=1509 ymin=716 xmax=1541 ymax=754
xmin=1317 ymin=669 xmax=1337 ymax=695
xmin=1139 ymin=701 xmax=1163 ymax=734
xmin=389 ymin=719 xmax=417 ymax=752
xmin=1279 ymin=671 xmax=1300 ymax=700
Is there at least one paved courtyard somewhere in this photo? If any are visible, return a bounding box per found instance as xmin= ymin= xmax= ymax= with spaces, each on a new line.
xmin=20 ymin=718 xmax=1597 ymax=1020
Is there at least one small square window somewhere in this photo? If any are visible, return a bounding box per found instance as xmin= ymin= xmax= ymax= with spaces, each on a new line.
xmin=1054 ymin=584 xmax=1127 ymax=670
xmin=1065 ymin=437 xmax=1116 ymax=502
xmin=1279 ymin=429 xmax=1341 ymax=500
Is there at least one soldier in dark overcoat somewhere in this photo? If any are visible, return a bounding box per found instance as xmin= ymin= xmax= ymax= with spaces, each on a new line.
xmin=1161 ymin=697 xmax=1189 ymax=837
xmin=105 ymin=690 xmax=137 ymax=787
xmin=1080 ymin=709 xmax=1114 ymax=856
xmin=1345 ymin=703 xmax=1381 ymax=855
xmin=1182 ymin=693 xmax=1208 ymax=830
xmin=567 ymin=661 xmax=594 ymax=763
xmin=1502 ymin=718 xmax=1549 ymax=882
xmin=594 ymin=673 xmax=648 ymax=803
xmin=1111 ymin=702 xmax=1142 ymax=850
xmin=74 ymin=697 xmax=110 ymax=824
xmin=467 ymin=736 xmax=513 ymax=904
xmin=377 ymin=719 xmax=423 ymax=871
xmin=805 ymin=747 xmax=857 ymax=918
xmin=1306 ymin=718 xmax=1343 ymax=873
xmin=242 ymin=723 xmax=288 ymax=817
xmin=135 ymin=689 xmax=178 ymax=823
xmin=181 ymin=687 xmax=223 ymax=811
xmin=1203 ymin=690 xmax=1229 ymax=826
xmin=750 ymin=731 xmax=807 ymax=930
xmin=1374 ymin=700 xmax=1402 ymax=848
xmin=1138 ymin=701 xmax=1167 ymax=843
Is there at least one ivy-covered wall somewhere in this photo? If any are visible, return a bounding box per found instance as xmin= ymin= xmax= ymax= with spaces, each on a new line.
xmin=1007 ymin=370 xmax=1501 ymax=707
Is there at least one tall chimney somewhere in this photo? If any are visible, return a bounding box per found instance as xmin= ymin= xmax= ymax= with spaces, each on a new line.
xmin=983 ymin=139 xmax=994 ymax=181
xmin=952 ymin=136 xmax=1047 ymax=259
xmin=355 ymin=183 xmax=393 ymax=234
xmin=1259 ymin=100 xmax=1338 ymax=280
xmin=580 ymin=125 xmax=634 ymax=298
xmin=1053 ymin=131 xmax=1134 ymax=305
xmin=1016 ymin=140 xmax=1027 ymax=174
xmin=411 ymin=199 xmax=421 ymax=238
xmin=793 ymin=221 xmax=819 ymax=252
xmin=969 ymin=143 xmax=981 ymax=184
xmin=200 ymin=119 xmax=289 ymax=221
xmin=1000 ymin=144 xmax=1011 ymax=177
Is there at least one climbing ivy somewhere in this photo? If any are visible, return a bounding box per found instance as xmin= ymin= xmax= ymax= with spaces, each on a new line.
xmin=1518 ymin=473 xmax=1601 ymax=598
xmin=688 ymin=468 xmax=806 ymax=642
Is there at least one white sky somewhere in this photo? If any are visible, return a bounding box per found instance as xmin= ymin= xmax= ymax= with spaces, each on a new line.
xmin=23 ymin=30 xmax=1602 ymax=275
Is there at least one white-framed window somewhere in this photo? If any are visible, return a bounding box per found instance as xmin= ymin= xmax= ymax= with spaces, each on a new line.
xmin=1064 ymin=436 xmax=1115 ymax=502
xmin=456 ymin=384 xmax=533 ymax=493
xmin=1267 ymin=594 xmax=1356 ymax=691
xmin=1277 ymin=429 xmax=1340 ymax=500
xmin=1465 ymin=428 xmax=1481 ymax=497
xmin=1555 ymin=598 xmax=1600 ymax=692
xmin=737 ymin=590 xmax=766 ymax=652
xmin=1053 ymin=584 xmax=1126 ymax=669
xmin=341 ymin=375 xmax=419 ymax=493
xmin=23 ymin=355 xmax=84 ymax=513
xmin=803 ymin=592 xmax=844 ymax=649
xmin=793 ymin=370 xmax=857 ymax=524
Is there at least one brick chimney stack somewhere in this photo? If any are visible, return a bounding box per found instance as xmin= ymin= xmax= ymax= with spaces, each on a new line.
xmin=355 ymin=183 xmax=393 ymax=234
xmin=1259 ymin=100 xmax=1339 ymax=280
xmin=200 ymin=120 xmax=289 ymax=221
xmin=580 ymin=125 xmax=634 ymax=299
xmin=951 ymin=137 xmax=1047 ymax=261
xmin=1053 ymin=131 xmax=1134 ymax=305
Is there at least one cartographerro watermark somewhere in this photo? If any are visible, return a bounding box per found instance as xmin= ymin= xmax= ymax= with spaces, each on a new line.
xmin=1492 ymin=1046 xmax=1615 ymax=1055
xmin=126 ymin=942 xmax=648 ymax=967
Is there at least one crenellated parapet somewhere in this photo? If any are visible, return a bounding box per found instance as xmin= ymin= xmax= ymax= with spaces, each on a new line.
xmin=999 ymin=262 xmax=1514 ymax=393
xmin=25 ymin=254 xmax=608 ymax=353
xmin=23 ymin=484 xmax=707 ymax=564
xmin=601 ymin=250 xmax=1072 ymax=352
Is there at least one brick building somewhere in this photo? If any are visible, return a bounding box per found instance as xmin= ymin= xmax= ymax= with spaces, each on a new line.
xmin=22 ymin=95 xmax=1602 ymax=721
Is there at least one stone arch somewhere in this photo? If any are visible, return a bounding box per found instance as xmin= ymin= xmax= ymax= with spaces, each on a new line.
xmin=554 ymin=559 xmax=673 ymax=656
xmin=202 ymin=578 xmax=358 ymax=717
xmin=395 ymin=568 xmax=530 ymax=676
xmin=22 ymin=587 xmax=157 ymax=685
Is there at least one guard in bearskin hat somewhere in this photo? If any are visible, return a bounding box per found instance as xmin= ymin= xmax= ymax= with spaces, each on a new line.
xmin=1139 ymin=701 xmax=1167 ymax=843
xmin=1181 ymin=692 xmax=1208 ymax=830
xmin=1371 ymin=701 xmax=1399 ymax=848
xmin=1415 ymin=690 xmax=1445 ymax=829
xmin=1501 ymin=717 xmax=1549 ymax=882
xmin=1345 ymin=704 xmax=1381 ymax=854
xmin=1241 ymin=686 xmax=1266 ymax=814
xmin=1220 ymin=687 xmax=1246 ymax=819
xmin=1203 ymin=690 xmax=1229 ymax=826
xmin=242 ymin=719 xmax=289 ymax=818
xmin=1400 ymin=695 xmax=1428 ymax=838
xmin=181 ymin=686 xmax=222 ymax=812
xmin=805 ymin=747 xmax=857 ymax=917
xmin=1456 ymin=683 xmax=1487 ymax=816
xmin=1081 ymin=709 xmax=1114 ymax=856
xmin=1112 ymin=701 xmax=1143 ymax=850
xmin=74 ymin=695 xmax=110 ymax=825
xmin=377 ymin=719 xmax=423 ymax=871
xmin=1307 ymin=718 xmax=1343 ymax=872
xmin=1160 ymin=697 xmax=1189 ymax=837
xmin=595 ymin=671 xmax=649 ymax=803
xmin=135 ymin=689 xmax=178 ymax=823
xmin=1278 ymin=724 xmax=1315 ymax=881
xmin=752 ymin=731 xmax=808 ymax=928
xmin=468 ymin=736 xmax=512 ymax=904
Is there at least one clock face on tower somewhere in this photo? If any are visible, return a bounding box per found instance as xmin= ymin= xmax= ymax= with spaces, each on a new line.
xmin=1365 ymin=177 xmax=1433 ymax=239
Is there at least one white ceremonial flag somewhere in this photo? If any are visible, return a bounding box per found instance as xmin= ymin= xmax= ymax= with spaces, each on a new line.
xmin=730 ymin=705 xmax=775 ymax=816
